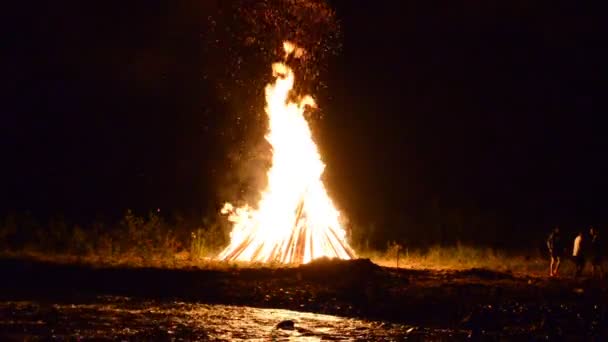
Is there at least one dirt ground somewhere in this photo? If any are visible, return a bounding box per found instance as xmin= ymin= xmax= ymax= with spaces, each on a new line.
xmin=1 ymin=257 xmax=606 ymax=339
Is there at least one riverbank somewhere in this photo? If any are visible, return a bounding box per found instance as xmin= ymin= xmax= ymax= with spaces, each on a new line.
xmin=1 ymin=257 xmax=606 ymax=339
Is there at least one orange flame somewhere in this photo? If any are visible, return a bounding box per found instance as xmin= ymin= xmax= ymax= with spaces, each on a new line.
xmin=218 ymin=42 xmax=356 ymax=264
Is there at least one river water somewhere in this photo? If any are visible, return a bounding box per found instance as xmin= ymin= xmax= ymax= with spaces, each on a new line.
xmin=0 ymin=296 xmax=464 ymax=340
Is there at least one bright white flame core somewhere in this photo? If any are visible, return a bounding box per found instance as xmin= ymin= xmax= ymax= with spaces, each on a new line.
xmin=217 ymin=42 xmax=356 ymax=264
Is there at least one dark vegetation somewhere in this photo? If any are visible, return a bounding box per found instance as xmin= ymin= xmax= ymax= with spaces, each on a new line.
xmin=0 ymin=211 xmax=227 ymax=267
xmin=0 ymin=210 xmax=603 ymax=276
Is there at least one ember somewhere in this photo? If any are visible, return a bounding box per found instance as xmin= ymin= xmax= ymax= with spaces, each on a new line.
xmin=218 ymin=42 xmax=356 ymax=264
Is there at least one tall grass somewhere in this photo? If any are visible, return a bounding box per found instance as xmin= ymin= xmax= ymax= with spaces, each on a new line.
xmin=0 ymin=210 xmax=227 ymax=268
xmin=0 ymin=213 xmax=586 ymax=276
xmin=358 ymin=241 xmax=580 ymax=276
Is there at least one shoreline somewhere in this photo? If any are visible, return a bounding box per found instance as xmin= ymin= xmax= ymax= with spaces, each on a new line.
xmin=1 ymin=257 xmax=607 ymax=337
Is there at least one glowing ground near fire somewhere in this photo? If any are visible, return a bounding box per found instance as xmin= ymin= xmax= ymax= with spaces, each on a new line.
xmin=217 ymin=42 xmax=356 ymax=264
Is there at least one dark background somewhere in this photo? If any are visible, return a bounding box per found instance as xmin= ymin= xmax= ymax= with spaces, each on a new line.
xmin=2 ymin=1 xmax=607 ymax=248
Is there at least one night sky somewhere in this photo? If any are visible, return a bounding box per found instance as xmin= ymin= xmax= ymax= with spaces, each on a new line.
xmin=3 ymin=1 xmax=607 ymax=244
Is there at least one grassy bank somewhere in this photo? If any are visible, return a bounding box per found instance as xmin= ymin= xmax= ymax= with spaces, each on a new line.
xmin=364 ymin=244 xmax=553 ymax=275
xmin=0 ymin=210 xmax=227 ymax=268
xmin=1 ymin=211 xmax=599 ymax=277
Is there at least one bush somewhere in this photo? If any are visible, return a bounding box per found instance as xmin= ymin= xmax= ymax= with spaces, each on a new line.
xmin=0 ymin=210 xmax=229 ymax=267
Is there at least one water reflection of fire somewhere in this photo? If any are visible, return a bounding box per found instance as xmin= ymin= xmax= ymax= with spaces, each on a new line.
xmin=218 ymin=42 xmax=356 ymax=264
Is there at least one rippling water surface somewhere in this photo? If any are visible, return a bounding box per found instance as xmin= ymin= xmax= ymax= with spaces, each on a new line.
xmin=0 ymin=296 xmax=461 ymax=340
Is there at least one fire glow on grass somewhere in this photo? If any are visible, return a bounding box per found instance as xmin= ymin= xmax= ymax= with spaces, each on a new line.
xmin=218 ymin=42 xmax=356 ymax=264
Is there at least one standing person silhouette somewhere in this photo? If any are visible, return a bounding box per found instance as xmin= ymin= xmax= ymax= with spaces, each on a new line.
xmin=546 ymin=226 xmax=564 ymax=277
xmin=589 ymin=226 xmax=604 ymax=279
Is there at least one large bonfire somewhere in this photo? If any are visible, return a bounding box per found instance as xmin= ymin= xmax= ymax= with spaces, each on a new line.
xmin=217 ymin=42 xmax=356 ymax=264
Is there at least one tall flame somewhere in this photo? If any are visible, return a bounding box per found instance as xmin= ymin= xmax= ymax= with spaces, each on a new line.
xmin=218 ymin=42 xmax=356 ymax=264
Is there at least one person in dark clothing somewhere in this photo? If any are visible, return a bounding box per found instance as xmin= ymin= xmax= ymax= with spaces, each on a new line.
xmin=546 ymin=226 xmax=564 ymax=277
xmin=589 ymin=226 xmax=604 ymax=279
